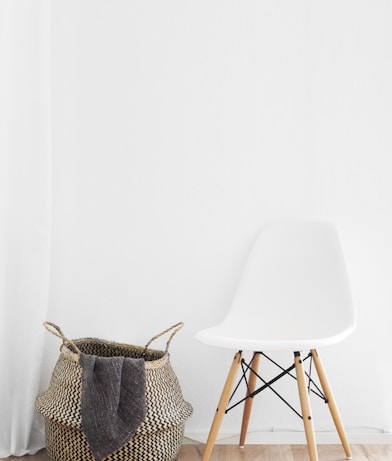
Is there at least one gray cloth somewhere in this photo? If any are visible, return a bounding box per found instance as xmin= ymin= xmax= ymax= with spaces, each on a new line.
xmin=80 ymin=353 xmax=146 ymax=461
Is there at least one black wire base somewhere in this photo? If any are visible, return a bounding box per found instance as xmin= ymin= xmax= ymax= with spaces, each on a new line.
xmin=225 ymin=350 xmax=328 ymax=420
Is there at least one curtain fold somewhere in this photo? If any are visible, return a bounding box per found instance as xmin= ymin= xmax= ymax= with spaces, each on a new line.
xmin=0 ymin=0 xmax=52 ymax=456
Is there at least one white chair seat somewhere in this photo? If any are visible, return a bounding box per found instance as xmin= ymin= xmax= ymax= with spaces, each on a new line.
xmin=196 ymin=321 xmax=355 ymax=352
xmin=197 ymin=220 xmax=355 ymax=352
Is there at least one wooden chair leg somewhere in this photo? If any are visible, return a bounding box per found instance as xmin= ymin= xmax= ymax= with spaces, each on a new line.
xmin=201 ymin=351 xmax=242 ymax=461
xmin=311 ymin=349 xmax=352 ymax=460
xmin=294 ymin=351 xmax=319 ymax=461
xmin=239 ymin=352 xmax=261 ymax=448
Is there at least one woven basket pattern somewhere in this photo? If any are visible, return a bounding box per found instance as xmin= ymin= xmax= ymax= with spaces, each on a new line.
xmin=36 ymin=337 xmax=192 ymax=461
xmin=45 ymin=417 xmax=185 ymax=461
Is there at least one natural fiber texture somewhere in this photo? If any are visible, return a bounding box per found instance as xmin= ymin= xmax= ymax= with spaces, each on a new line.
xmin=36 ymin=324 xmax=193 ymax=461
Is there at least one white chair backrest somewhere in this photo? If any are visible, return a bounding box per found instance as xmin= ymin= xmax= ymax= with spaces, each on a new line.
xmin=223 ymin=221 xmax=355 ymax=343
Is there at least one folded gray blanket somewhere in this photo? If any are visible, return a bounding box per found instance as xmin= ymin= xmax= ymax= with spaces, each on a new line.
xmin=80 ymin=353 xmax=146 ymax=461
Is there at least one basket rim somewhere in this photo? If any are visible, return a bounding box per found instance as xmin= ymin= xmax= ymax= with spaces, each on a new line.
xmin=62 ymin=337 xmax=170 ymax=369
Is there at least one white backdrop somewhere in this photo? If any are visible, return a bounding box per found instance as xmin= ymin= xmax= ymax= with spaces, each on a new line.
xmin=0 ymin=0 xmax=52 ymax=456
xmin=48 ymin=0 xmax=392 ymax=440
xmin=1 ymin=0 xmax=392 ymax=456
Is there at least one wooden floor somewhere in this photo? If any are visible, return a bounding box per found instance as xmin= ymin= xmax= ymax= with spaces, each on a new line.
xmin=3 ymin=445 xmax=392 ymax=461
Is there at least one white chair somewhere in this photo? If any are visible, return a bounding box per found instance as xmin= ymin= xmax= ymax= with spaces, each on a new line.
xmin=196 ymin=221 xmax=356 ymax=461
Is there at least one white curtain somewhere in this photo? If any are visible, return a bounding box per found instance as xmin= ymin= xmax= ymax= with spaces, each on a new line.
xmin=0 ymin=0 xmax=52 ymax=456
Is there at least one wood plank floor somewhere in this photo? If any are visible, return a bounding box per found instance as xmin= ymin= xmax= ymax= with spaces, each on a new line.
xmin=3 ymin=445 xmax=392 ymax=460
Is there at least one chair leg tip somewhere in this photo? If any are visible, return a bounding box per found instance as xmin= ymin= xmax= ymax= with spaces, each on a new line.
xmin=346 ymin=457 xmax=352 ymax=460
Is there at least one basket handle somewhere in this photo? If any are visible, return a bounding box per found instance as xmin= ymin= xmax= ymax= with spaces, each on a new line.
xmin=43 ymin=321 xmax=81 ymax=355
xmin=143 ymin=322 xmax=184 ymax=354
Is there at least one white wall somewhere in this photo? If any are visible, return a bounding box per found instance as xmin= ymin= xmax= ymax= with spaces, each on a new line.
xmin=46 ymin=0 xmax=392 ymax=438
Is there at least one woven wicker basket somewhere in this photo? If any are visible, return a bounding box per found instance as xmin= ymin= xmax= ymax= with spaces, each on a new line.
xmin=36 ymin=322 xmax=193 ymax=461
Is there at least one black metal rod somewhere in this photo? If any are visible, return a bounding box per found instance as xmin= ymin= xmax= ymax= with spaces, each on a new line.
xmin=224 ymin=350 xmax=327 ymax=419
xmin=226 ymin=360 xmax=301 ymax=418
